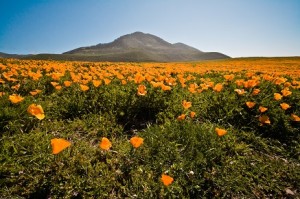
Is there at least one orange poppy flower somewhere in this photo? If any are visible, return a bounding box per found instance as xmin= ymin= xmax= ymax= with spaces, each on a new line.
xmin=280 ymin=103 xmax=290 ymax=110
xmin=150 ymin=81 xmax=163 ymax=88
xmin=182 ymin=100 xmax=192 ymax=109
xmin=51 ymin=138 xmax=71 ymax=155
xmin=190 ymin=111 xmax=196 ymax=118
xmin=177 ymin=114 xmax=186 ymax=121
xmin=274 ymin=77 xmax=287 ymax=85
xmin=121 ymin=80 xmax=127 ymax=85
xmin=130 ymin=136 xmax=144 ymax=148
xmin=224 ymin=74 xmax=234 ymax=81
xmin=11 ymin=84 xmax=20 ymax=90
xmin=259 ymin=106 xmax=268 ymax=113
xmin=80 ymin=84 xmax=89 ymax=91
xmin=50 ymin=81 xmax=59 ymax=87
xmin=281 ymin=89 xmax=292 ymax=97
xmin=274 ymin=93 xmax=282 ymax=101
xmin=134 ymin=73 xmax=145 ymax=84
xmin=63 ymin=81 xmax=72 ymax=87
xmin=252 ymin=88 xmax=261 ymax=96
xmin=92 ymin=80 xmax=101 ymax=87
xmin=188 ymin=87 xmax=197 ymax=93
xmin=137 ymin=84 xmax=147 ymax=96
xmin=259 ymin=115 xmax=271 ymax=125
xmin=104 ymin=78 xmax=111 ymax=85
xmin=291 ymin=114 xmax=300 ymax=122
xmin=99 ymin=137 xmax=112 ymax=150
xmin=0 ymin=92 xmax=5 ymax=97
xmin=27 ymin=104 xmax=45 ymax=120
xmin=284 ymin=82 xmax=291 ymax=88
xmin=234 ymin=89 xmax=246 ymax=95
xmin=244 ymin=80 xmax=258 ymax=88
xmin=55 ymin=85 xmax=62 ymax=90
xmin=117 ymin=73 xmax=124 ymax=80
xmin=161 ymin=84 xmax=172 ymax=91
xmin=200 ymin=83 xmax=209 ymax=90
xmin=30 ymin=89 xmax=42 ymax=96
xmin=215 ymin=127 xmax=227 ymax=137
xmin=213 ymin=83 xmax=223 ymax=92
xmin=235 ymin=79 xmax=245 ymax=87
xmin=161 ymin=174 xmax=174 ymax=186
xmin=246 ymin=101 xmax=256 ymax=109
xmin=9 ymin=94 xmax=24 ymax=104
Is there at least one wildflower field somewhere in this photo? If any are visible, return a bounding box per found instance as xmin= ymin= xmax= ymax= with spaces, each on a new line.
xmin=0 ymin=57 xmax=300 ymax=198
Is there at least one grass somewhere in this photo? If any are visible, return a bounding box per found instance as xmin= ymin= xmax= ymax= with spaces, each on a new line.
xmin=0 ymin=58 xmax=299 ymax=198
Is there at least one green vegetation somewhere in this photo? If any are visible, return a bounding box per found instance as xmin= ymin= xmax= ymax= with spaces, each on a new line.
xmin=0 ymin=58 xmax=299 ymax=198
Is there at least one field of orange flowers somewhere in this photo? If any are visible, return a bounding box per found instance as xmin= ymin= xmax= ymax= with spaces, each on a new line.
xmin=0 ymin=57 xmax=299 ymax=198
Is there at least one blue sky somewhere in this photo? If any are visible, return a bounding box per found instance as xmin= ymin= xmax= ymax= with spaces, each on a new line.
xmin=0 ymin=0 xmax=299 ymax=57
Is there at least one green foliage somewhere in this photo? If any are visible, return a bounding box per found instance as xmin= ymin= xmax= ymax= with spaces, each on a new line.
xmin=0 ymin=59 xmax=299 ymax=198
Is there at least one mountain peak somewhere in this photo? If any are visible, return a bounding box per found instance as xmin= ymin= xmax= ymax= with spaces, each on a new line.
xmin=63 ymin=32 xmax=230 ymax=61
xmin=112 ymin=31 xmax=171 ymax=49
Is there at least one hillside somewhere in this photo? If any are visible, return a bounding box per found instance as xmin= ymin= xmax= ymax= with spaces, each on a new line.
xmin=63 ymin=32 xmax=230 ymax=62
xmin=1 ymin=32 xmax=230 ymax=62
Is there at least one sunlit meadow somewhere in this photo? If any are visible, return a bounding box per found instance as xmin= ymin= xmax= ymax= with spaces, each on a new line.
xmin=0 ymin=57 xmax=299 ymax=198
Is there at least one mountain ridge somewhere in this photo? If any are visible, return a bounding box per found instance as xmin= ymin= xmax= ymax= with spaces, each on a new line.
xmin=1 ymin=32 xmax=230 ymax=62
xmin=63 ymin=31 xmax=229 ymax=61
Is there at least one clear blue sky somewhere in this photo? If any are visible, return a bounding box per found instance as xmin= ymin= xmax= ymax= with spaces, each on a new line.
xmin=0 ymin=0 xmax=299 ymax=57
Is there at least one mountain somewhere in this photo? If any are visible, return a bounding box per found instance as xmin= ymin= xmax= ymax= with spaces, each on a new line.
xmin=0 ymin=52 xmax=28 ymax=59
xmin=63 ymin=32 xmax=230 ymax=61
xmin=1 ymin=32 xmax=230 ymax=62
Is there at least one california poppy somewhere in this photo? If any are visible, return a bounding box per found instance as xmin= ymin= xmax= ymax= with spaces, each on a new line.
xmin=252 ymin=88 xmax=261 ymax=96
xmin=274 ymin=77 xmax=287 ymax=85
xmin=27 ymin=104 xmax=45 ymax=120
xmin=137 ymin=84 xmax=147 ymax=96
xmin=234 ymin=89 xmax=246 ymax=95
xmin=246 ymin=101 xmax=256 ymax=109
xmin=215 ymin=127 xmax=227 ymax=137
xmin=104 ymin=78 xmax=111 ymax=85
xmin=190 ymin=111 xmax=196 ymax=118
xmin=213 ymin=83 xmax=223 ymax=92
xmin=30 ymin=89 xmax=42 ymax=96
xmin=11 ymin=84 xmax=20 ymax=90
xmin=92 ymin=80 xmax=101 ymax=87
xmin=99 ymin=137 xmax=112 ymax=150
xmin=134 ymin=73 xmax=145 ymax=84
xmin=291 ymin=114 xmax=300 ymax=122
xmin=259 ymin=106 xmax=268 ymax=113
xmin=280 ymin=103 xmax=290 ymax=110
xmin=161 ymin=174 xmax=174 ymax=186
xmin=150 ymin=81 xmax=163 ymax=88
xmin=235 ymin=79 xmax=245 ymax=87
xmin=51 ymin=138 xmax=71 ymax=155
xmin=244 ymin=79 xmax=258 ymax=88
xmin=161 ymin=84 xmax=172 ymax=91
xmin=130 ymin=136 xmax=144 ymax=148
xmin=121 ymin=80 xmax=127 ymax=85
xmin=177 ymin=114 xmax=186 ymax=121
xmin=80 ymin=84 xmax=89 ymax=91
xmin=55 ymin=85 xmax=62 ymax=90
xmin=274 ymin=93 xmax=282 ymax=101
xmin=188 ymin=87 xmax=197 ymax=93
xmin=63 ymin=81 xmax=72 ymax=87
xmin=284 ymin=82 xmax=291 ymax=88
xmin=281 ymin=89 xmax=292 ymax=97
xmin=9 ymin=94 xmax=24 ymax=104
xmin=50 ymin=82 xmax=59 ymax=87
xmin=224 ymin=74 xmax=234 ymax=81
xmin=259 ymin=115 xmax=271 ymax=125
xmin=182 ymin=100 xmax=192 ymax=109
